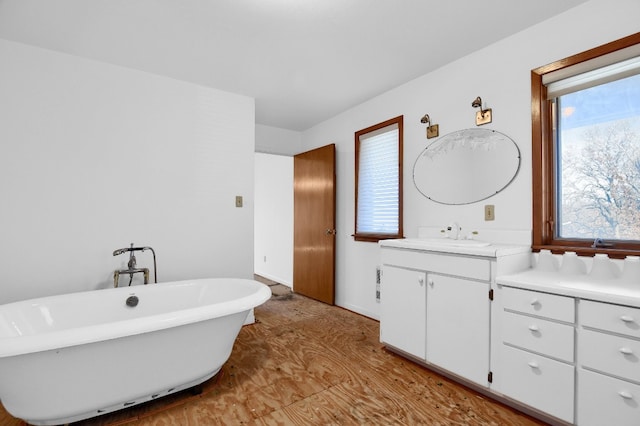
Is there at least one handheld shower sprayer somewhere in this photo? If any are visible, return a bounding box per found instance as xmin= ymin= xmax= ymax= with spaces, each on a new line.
xmin=112 ymin=245 xmax=146 ymax=256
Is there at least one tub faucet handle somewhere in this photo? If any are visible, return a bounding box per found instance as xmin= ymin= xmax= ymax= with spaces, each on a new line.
xmin=127 ymin=243 xmax=137 ymax=269
xmin=128 ymin=254 xmax=137 ymax=269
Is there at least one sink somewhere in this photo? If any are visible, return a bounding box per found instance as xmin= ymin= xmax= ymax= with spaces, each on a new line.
xmin=412 ymin=238 xmax=491 ymax=248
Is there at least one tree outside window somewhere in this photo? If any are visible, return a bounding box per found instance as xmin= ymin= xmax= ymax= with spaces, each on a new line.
xmin=532 ymin=32 xmax=640 ymax=257
xmin=557 ymin=74 xmax=640 ymax=241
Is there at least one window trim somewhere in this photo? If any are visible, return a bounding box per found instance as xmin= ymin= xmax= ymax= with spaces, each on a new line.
xmin=532 ymin=32 xmax=640 ymax=258
xmin=354 ymin=115 xmax=404 ymax=242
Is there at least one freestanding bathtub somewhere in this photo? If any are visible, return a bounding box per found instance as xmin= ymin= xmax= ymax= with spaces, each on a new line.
xmin=0 ymin=278 xmax=271 ymax=425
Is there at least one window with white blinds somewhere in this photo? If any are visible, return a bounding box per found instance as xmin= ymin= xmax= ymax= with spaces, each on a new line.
xmin=354 ymin=116 xmax=403 ymax=242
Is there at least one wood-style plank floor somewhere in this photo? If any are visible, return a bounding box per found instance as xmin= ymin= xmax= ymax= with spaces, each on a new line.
xmin=0 ymin=286 xmax=547 ymax=425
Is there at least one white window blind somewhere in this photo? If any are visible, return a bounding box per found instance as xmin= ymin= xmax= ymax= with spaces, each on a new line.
xmin=356 ymin=123 xmax=399 ymax=235
xmin=544 ymin=44 xmax=640 ymax=99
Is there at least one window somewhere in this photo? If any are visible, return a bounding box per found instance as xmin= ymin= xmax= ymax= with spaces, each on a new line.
xmin=354 ymin=116 xmax=403 ymax=242
xmin=532 ymin=32 xmax=640 ymax=257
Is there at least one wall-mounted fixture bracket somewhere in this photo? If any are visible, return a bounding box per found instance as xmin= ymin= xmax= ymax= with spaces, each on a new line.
xmin=426 ymin=124 xmax=439 ymax=139
xmin=472 ymin=96 xmax=492 ymax=126
xmin=475 ymin=109 xmax=492 ymax=125
xmin=420 ymin=114 xmax=440 ymax=139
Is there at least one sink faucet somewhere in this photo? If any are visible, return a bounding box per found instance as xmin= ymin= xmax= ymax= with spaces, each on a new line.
xmin=446 ymin=222 xmax=461 ymax=240
xmin=591 ymin=238 xmax=612 ymax=248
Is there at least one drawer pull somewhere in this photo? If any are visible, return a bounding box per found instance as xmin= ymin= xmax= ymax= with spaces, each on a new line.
xmin=528 ymin=324 xmax=540 ymax=332
xmin=620 ymin=315 xmax=635 ymax=323
xmin=527 ymin=361 xmax=539 ymax=369
xmin=418 ymin=277 xmax=424 ymax=286
xmin=619 ymin=347 xmax=634 ymax=355
xmin=530 ymin=298 xmax=540 ymax=306
xmin=618 ymin=391 xmax=633 ymax=400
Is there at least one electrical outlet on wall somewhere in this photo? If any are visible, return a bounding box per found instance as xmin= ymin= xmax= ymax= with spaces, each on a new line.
xmin=484 ymin=204 xmax=495 ymax=221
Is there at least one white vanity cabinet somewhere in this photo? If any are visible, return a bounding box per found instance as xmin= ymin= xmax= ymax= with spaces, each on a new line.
xmin=379 ymin=241 xmax=530 ymax=389
xmin=497 ymin=265 xmax=640 ymax=425
xmin=576 ymin=300 xmax=640 ymax=426
xmin=499 ymin=287 xmax=576 ymax=423
xmin=380 ymin=254 xmax=491 ymax=386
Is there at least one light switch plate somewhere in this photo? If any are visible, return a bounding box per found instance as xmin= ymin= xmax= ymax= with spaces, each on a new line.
xmin=235 ymin=196 xmax=243 ymax=208
xmin=484 ymin=204 xmax=495 ymax=221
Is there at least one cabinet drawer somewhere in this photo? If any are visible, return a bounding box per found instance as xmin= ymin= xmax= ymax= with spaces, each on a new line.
xmin=500 ymin=344 xmax=574 ymax=423
xmin=578 ymin=368 xmax=640 ymax=426
xmin=580 ymin=300 xmax=640 ymax=339
xmin=579 ymin=329 xmax=640 ymax=382
xmin=502 ymin=311 xmax=574 ymax=362
xmin=380 ymin=248 xmax=490 ymax=281
xmin=503 ymin=286 xmax=574 ymax=322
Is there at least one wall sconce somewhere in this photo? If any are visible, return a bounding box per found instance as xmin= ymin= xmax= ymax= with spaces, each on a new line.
xmin=420 ymin=114 xmax=439 ymax=139
xmin=471 ymin=96 xmax=492 ymax=126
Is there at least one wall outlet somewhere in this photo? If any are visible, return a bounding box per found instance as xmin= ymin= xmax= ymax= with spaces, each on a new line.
xmin=484 ymin=204 xmax=495 ymax=221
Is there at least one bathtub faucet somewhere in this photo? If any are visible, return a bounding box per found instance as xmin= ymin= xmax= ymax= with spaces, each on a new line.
xmin=112 ymin=243 xmax=158 ymax=287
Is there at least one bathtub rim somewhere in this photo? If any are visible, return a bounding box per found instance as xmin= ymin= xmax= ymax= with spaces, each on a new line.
xmin=0 ymin=278 xmax=271 ymax=358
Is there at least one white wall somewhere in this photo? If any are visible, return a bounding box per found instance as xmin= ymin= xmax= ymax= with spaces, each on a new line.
xmin=255 ymin=123 xmax=302 ymax=156
xmin=0 ymin=39 xmax=255 ymax=304
xmin=299 ymin=0 xmax=640 ymax=319
xmin=254 ymin=153 xmax=293 ymax=286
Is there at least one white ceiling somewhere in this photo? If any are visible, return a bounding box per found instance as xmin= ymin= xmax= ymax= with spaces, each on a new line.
xmin=0 ymin=0 xmax=589 ymax=131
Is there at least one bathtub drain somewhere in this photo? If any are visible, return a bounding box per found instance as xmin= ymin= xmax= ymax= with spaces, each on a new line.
xmin=126 ymin=295 xmax=139 ymax=307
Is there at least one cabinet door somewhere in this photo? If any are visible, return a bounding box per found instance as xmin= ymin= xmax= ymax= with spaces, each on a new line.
xmin=426 ymin=274 xmax=489 ymax=386
xmin=380 ymin=265 xmax=426 ymax=360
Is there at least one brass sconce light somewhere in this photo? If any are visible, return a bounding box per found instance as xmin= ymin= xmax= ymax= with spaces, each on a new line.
xmin=420 ymin=114 xmax=439 ymax=139
xmin=471 ymin=96 xmax=492 ymax=126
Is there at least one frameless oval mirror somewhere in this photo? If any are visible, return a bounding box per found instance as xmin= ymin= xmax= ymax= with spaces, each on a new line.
xmin=413 ymin=128 xmax=520 ymax=205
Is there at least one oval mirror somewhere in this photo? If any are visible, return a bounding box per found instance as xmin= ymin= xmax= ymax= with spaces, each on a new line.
xmin=413 ymin=128 xmax=520 ymax=205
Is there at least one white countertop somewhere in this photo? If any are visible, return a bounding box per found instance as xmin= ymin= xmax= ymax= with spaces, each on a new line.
xmin=379 ymin=238 xmax=531 ymax=258
xmin=498 ymin=269 xmax=640 ymax=308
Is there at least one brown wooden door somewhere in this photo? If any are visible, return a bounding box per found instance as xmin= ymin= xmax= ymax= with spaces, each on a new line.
xmin=293 ymin=144 xmax=336 ymax=304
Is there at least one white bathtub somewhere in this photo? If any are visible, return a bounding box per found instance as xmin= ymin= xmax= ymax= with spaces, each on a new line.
xmin=0 ymin=278 xmax=271 ymax=425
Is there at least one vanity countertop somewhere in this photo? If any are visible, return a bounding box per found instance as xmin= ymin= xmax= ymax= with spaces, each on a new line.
xmin=379 ymin=238 xmax=531 ymax=258
xmin=498 ymin=269 xmax=640 ymax=308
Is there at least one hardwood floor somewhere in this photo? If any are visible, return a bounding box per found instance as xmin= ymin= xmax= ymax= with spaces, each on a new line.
xmin=0 ymin=290 xmax=547 ymax=425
